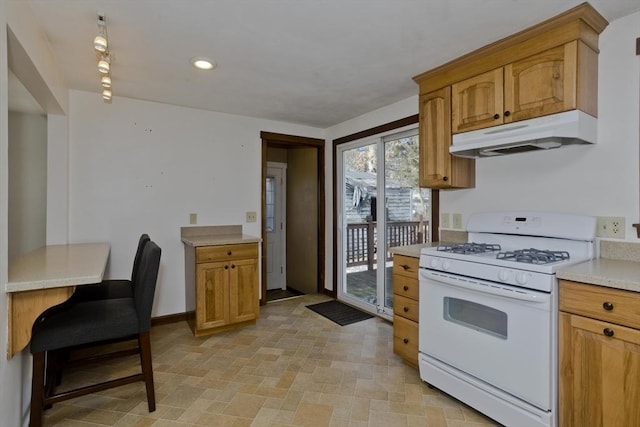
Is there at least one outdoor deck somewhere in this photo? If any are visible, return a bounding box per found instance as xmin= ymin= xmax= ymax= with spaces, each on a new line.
xmin=345 ymin=265 xmax=394 ymax=308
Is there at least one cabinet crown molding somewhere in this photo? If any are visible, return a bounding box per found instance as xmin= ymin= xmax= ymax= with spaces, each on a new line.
xmin=413 ymin=2 xmax=608 ymax=93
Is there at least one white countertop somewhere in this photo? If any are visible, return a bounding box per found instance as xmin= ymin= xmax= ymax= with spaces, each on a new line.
xmin=557 ymin=258 xmax=640 ymax=293
xmin=7 ymin=243 xmax=111 ymax=292
xmin=181 ymin=234 xmax=261 ymax=247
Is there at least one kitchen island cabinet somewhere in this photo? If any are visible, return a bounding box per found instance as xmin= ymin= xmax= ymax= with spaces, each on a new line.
xmin=182 ymin=226 xmax=260 ymax=337
xmin=558 ymin=279 xmax=640 ymax=427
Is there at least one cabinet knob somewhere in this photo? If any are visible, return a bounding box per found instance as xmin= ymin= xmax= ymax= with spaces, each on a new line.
xmin=401 ymin=264 xmax=410 ymax=271
xmin=224 ymin=265 xmax=229 ymax=270
xmin=231 ymin=264 xmax=236 ymax=269
xmin=227 ymin=251 xmax=232 ymax=256
xmin=603 ymin=328 xmax=614 ymax=337
xmin=443 ymin=176 xmax=449 ymax=182
xmin=403 ymin=285 xmax=409 ymax=291
xmin=504 ymin=110 xmax=511 ymax=117
xmin=603 ymin=302 xmax=614 ymax=311
xmin=403 ymin=307 xmax=409 ymax=313
xmin=403 ymin=338 xmax=409 ymax=344
xmin=493 ymin=113 xmax=500 ymax=120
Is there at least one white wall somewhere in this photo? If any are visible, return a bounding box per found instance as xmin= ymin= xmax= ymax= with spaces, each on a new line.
xmin=440 ymin=11 xmax=640 ymax=242
xmin=8 ymin=111 xmax=47 ymax=261
xmin=1 ymin=2 xmax=71 ymax=424
xmin=68 ymin=91 xmax=324 ymax=316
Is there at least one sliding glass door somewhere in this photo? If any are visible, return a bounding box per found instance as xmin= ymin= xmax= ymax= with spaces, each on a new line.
xmin=337 ymin=128 xmax=429 ymax=318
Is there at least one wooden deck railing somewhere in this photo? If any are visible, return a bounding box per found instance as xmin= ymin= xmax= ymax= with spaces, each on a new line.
xmin=346 ymin=218 xmax=428 ymax=270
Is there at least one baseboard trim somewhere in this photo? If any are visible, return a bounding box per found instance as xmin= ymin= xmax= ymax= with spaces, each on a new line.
xmin=151 ymin=312 xmax=187 ymax=326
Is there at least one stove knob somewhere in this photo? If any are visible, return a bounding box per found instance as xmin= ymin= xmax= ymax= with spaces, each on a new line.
xmin=498 ymin=270 xmax=511 ymax=282
xmin=429 ymin=258 xmax=440 ymax=269
xmin=516 ymin=272 xmax=529 ymax=285
xmin=442 ymin=260 xmax=451 ymax=271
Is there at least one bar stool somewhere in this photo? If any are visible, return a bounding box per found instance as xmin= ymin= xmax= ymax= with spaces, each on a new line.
xmin=29 ymin=241 xmax=161 ymax=427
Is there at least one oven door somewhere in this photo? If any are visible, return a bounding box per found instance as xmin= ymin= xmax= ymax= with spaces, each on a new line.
xmin=419 ymin=268 xmax=553 ymax=410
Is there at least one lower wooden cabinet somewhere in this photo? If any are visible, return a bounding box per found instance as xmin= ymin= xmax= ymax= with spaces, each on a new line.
xmin=559 ymin=280 xmax=640 ymax=427
xmin=392 ymin=254 xmax=420 ymax=367
xmin=187 ymin=243 xmax=259 ymax=337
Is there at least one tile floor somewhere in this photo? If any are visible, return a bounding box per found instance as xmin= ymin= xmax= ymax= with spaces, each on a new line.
xmin=42 ymin=294 xmax=500 ymax=426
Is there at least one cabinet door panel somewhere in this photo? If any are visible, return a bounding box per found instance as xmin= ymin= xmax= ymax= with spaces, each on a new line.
xmin=229 ymin=258 xmax=258 ymax=324
xmin=560 ymin=313 xmax=640 ymax=427
xmin=196 ymin=262 xmax=229 ymax=329
xmin=504 ymin=43 xmax=576 ymax=122
xmin=452 ymin=68 xmax=503 ymax=133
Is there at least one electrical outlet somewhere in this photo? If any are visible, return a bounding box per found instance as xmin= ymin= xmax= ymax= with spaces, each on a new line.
xmin=452 ymin=213 xmax=462 ymax=229
xmin=246 ymin=211 xmax=257 ymax=223
xmin=189 ymin=213 xmax=197 ymax=224
xmin=596 ymin=216 xmax=625 ymax=239
xmin=441 ymin=213 xmax=450 ymax=228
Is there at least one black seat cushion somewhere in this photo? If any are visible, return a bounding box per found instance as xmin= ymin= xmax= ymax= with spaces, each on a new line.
xmin=30 ymin=298 xmax=139 ymax=353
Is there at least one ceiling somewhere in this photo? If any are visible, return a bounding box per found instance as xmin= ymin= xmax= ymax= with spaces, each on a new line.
xmin=20 ymin=0 xmax=640 ymax=127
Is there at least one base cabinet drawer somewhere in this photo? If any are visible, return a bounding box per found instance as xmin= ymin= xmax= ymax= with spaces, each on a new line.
xmin=393 ymin=316 xmax=418 ymax=366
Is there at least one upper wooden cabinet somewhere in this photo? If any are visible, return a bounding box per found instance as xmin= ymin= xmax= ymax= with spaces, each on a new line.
xmin=452 ymin=41 xmax=598 ymax=134
xmin=420 ymin=87 xmax=475 ymax=189
xmin=413 ymin=3 xmax=608 ymax=189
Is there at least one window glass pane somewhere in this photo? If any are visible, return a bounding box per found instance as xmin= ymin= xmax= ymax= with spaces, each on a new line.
xmin=444 ymin=297 xmax=508 ymax=339
xmin=266 ymin=176 xmax=275 ymax=232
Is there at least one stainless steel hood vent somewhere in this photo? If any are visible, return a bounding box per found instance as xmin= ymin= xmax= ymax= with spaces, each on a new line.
xmin=450 ymin=110 xmax=597 ymax=158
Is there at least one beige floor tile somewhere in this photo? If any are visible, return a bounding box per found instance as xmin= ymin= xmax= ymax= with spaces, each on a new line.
xmin=42 ymin=295 xmax=500 ymax=427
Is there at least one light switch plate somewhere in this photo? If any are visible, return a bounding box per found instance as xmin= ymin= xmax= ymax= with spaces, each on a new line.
xmin=441 ymin=213 xmax=450 ymax=228
xmin=246 ymin=211 xmax=257 ymax=223
xmin=189 ymin=213 xmax=197 ymax=224
xmin=452 ymin=213 xmax=462 ymax=229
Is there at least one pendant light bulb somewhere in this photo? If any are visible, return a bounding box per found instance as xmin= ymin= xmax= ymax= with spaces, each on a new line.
xmin=102 ymin=89 xmax=112 ymax=100
xmin=98 ymin=56 xmax=110 ymax=74
xmin=101 ymin=75 xmax=112 ymax=88
xmin=94 ymin=34 xmax=107 ymax=52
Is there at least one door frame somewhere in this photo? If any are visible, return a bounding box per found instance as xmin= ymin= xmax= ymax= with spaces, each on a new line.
xmin=260 ymin=132 xmax=325 ymax=305
xmin=332 ymin=114 xmax=439 ymax=299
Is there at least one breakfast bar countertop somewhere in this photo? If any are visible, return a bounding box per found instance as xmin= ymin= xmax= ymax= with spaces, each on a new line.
xmin=557 ymin=257 xmax=640 ymax=293
xmin=6 ymin=242 xmax=111 ymax=292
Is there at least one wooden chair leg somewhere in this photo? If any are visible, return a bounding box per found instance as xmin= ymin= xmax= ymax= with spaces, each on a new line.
xmin=138 ymin=331 xmax=156 ymax=412
xmin=30 ymin=352 xmax=46 ymax=427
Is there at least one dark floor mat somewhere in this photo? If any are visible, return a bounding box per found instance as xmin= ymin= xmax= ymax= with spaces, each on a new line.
xmin=306 ymin=300 xmax=373 ymax=326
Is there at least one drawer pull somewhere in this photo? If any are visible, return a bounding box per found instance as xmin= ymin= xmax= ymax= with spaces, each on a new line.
xmin=603 ymin=328 xmax=614 ymax=337
xmin=227 ymin=251 xmax=232 ymax=256
xmin=403 ymin=338 xmax=409 ymax=344
xmin=403 ymin=307 xmax=409 ymax=313
xmin=403 ymin=285 xmax=409 ymax=291
xmin=401 ymin=264 xmax=410 ymax=271
xmin=602 ymin=302 xmax=614 ymax=311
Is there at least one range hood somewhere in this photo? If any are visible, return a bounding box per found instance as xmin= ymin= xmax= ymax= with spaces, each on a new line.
xmin=450 ymin=110 xmax=597 ymax=158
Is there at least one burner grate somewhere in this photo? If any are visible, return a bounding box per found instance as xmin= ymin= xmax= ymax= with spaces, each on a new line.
xmin=497 ymin=248 xmax=570 ymax=264
xmin=437 ymin=243 xmax=502 ymax=254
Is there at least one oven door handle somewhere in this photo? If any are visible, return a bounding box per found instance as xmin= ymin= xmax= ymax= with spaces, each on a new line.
xmin=420 ymin=270 xmax=548 ymax=303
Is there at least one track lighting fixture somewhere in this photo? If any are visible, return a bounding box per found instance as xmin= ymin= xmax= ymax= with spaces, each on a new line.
xmin=94 ymin=14 xmax=113 ymax=102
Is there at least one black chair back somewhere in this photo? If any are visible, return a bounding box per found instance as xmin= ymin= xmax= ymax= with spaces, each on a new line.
xmin=133 ymin=241 xmax=161 ymax=332
xmin=131 ymin=234 xmax=151 ymax=281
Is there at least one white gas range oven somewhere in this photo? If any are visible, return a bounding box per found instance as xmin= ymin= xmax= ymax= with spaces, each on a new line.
xmin=418 ymin=211 xmax=596 ymax=427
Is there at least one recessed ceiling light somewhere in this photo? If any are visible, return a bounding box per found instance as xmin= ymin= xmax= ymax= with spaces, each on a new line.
xmin=191 ymin=57 xmax=216 ymax=70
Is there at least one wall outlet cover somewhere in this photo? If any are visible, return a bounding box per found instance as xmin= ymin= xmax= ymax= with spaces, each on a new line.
xmin=441 ymin=213 xmax=450 ymax=228
xmin=452 ymin=213 xmax=462 ymax=229
xmin=596 ymin=216 xmax=625 ymax=239
xmin=246 ymin=211 xmax=257 ymax=223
